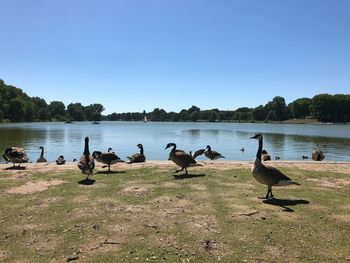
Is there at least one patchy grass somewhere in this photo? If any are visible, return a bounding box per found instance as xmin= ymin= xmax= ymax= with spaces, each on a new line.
xmin=0 ymin=165 xmax=349 ymax=262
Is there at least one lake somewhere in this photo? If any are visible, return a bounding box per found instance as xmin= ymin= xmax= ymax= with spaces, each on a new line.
xmin=0 ymin=121 xmax=350 ymax=163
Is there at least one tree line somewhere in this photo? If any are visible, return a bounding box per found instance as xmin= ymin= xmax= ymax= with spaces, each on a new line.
xmin=0 ymin=79 xmax=104 ymax=122
xmin=1 ymin=79 xmax=349 ymax=123
xmin=106 ymin=95 xmax=350 ymax=123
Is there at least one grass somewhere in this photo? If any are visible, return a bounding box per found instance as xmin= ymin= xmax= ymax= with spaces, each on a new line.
xmin=0 ymin=165 xmax=349 ymax=262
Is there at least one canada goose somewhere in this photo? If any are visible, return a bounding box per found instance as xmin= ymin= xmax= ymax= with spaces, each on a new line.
xmin=312 ymin=147 xmax=324 ymax=161
xmin=77 ymin=137 xmax=95 ymax=178
xmin=251 ymin=133 xmax=300 ymax=199
xmin=3 ymin=147 xmax=29 ymax=167
xmin=127 ymin=144 xmax=146 ymax=163
xmin=56 ymin=155 xmax=66 ymax=165
xmin=261 ymin=149 xmax=271 ymax=161
xmin=165 ymin=143 xmax=201 ymax=174
xmin=204 ymin=145 xmax=225 ymax=160
xmin=37 ymin=146 xmax=47 ymax=163
xmin=92 ymin=148 xmax=124 ymax=172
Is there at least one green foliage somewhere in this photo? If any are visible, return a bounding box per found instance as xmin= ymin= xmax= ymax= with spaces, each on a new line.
xmin=1 ymin=78 xmax=349 ymax=123
xmin=0 ymin=79 xmax=105 ymax=122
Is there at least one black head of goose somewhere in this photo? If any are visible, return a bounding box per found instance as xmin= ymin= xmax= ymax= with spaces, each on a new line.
xmin=250 ymin=133 xmax=300 ymax=199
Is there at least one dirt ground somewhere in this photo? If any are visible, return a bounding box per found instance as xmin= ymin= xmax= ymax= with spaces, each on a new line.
xmin=1 ymin=160 xmax=350 ymax=175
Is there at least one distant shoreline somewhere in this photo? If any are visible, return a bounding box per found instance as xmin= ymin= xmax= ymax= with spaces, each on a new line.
xmin=1 ymin=119 xmax=349 ymax=125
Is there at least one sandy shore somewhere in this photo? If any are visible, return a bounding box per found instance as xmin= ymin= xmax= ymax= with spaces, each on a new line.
xmin=1 ymin=160 xmax=350 ymax=175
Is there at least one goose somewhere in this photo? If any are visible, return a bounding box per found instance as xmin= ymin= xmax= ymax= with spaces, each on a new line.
xmin=92 ymin=148 xmax=124 ymax=172
xmin=312 ymin=147 xmax=324 ymax=161
xmin=251 ymin=133 xmax=300 ymax=199
xmin=3 ymin=147 xmax=29 ymax=167
xmin=165 ymin=143 xmax=201 ymax=174
xmin=37 ymin=146 xmax=47 ymax=163
xmin=261 ymin=149 xmax=271 ymax=161
xmin=204 ymin=145 xmax=225 ymax=160
xmin=127 ymin=144 xmax=146 ymax=163
xmin=77 ymin=137 xmax=95 ymax=178
xmin=302 ymin=155 xmax=309 ymax=160
xmin=56 ymin=155 xmax=66 ymax=165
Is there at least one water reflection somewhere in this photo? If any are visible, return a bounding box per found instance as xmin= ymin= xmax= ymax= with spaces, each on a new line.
xmin=0 ymin=122 xmax=349 ymax=163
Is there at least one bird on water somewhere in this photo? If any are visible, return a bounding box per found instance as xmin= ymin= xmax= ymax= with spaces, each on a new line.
xmin=250 ymin=133 xmax=300 ymax=199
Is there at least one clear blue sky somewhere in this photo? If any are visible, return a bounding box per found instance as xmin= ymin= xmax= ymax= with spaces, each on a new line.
xmin=1 ymin=0 xmax=349 ymax=114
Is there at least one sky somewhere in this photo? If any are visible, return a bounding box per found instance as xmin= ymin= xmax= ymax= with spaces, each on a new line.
xmin=0 ymin=0 xmax=349 ymax=114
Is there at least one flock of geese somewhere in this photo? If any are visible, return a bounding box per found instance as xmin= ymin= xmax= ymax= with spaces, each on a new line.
xmin=2 ymin=133 xmax=325 ymax=199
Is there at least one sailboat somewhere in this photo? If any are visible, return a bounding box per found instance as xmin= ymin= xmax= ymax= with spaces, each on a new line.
xmin=143 ymin=110 xmax=148 ymax=123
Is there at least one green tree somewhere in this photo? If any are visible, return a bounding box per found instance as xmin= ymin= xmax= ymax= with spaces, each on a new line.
xmin=288 ymin=98 xmax=311 ymax=119
xmin=251 ymin=105 xmax=268 ymax=121
xmin=67 ymin=103 xmax=86 ymax=121
xmin=265 ymin=96 xmax=287 ymax=121
xmin=49 ymin=101 xmax=66 ymax=120
xmin=8 ymin=98 xmax=25 ymax=122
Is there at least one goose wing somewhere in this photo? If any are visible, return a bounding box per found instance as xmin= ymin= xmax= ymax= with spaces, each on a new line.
xmin=262 ymin=164 xmax=296 ymax=185
xmin=192 ymin=149 xmax=205 ymax=159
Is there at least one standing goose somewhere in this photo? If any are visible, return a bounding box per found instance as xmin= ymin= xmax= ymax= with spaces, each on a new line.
xmin=165 ymin=143 xmax=201 ymax=175
xmin=56 ymin=155 xmax=66 ymax=165
xmin=3 ymin=147 xmax=29 ymax=167
xmin=127 ymin=144 xmax=146 ymax=163
xmin=37 ymin=146 xmax=47 ymax=163
xmin=92 ymin=148 xmax=124 ymax=172
xmin=78 ymin=137 xmax=95 ymax=178
xmin=204 ymin=145 xmax=225 ymax=160
xmin=251 ymin=133 xmax=300 ymax=199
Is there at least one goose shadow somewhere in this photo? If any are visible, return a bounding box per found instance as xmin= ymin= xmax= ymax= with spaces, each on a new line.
xmin=263 ymin=198 xmax=310 ymax=212
xmin=5 ymin=166 xmax=27 ymax=170
xmin=173 ymin=173 xmax=206 ymax=180
xmin=95 ymin=170 xmax=126 ymax=175
xmin=78 ymin=178 xmax=96 ymax=185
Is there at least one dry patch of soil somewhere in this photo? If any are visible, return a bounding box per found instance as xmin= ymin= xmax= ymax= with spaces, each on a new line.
xmin=6 ymin=179 xmax=64 ymax=194
xmin=306 ymin=178 xmax=350 ymax=188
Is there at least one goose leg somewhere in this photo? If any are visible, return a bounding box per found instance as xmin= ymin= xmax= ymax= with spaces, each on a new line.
xmin=175 ymin=168 xmax=184 ymax=173
xmin=266 ymin=187 xmax=274 ymax=199
xmin=185 ymin=168 xmax=188 ymax=175
xmin=108 ymin=164 xmax=111 ymax=173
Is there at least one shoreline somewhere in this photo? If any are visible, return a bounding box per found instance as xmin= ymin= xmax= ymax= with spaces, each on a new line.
xmin=1 ymin=160 xmax=350 ymax=175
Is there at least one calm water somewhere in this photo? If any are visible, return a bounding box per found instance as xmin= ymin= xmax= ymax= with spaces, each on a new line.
xmin=0 ymin=121 xmax=350 ymax=163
